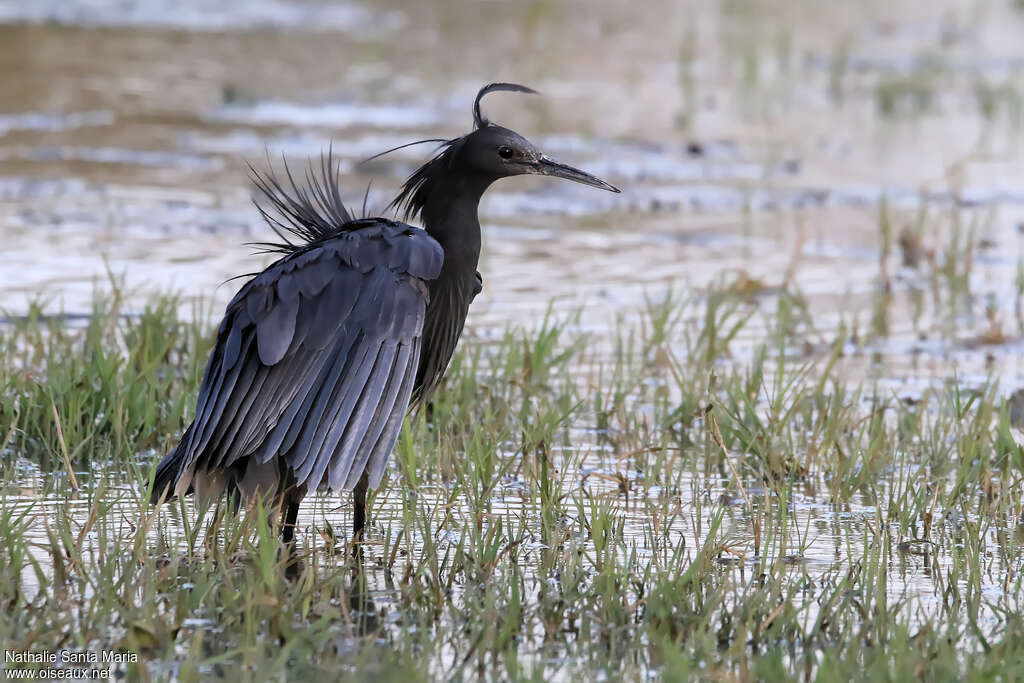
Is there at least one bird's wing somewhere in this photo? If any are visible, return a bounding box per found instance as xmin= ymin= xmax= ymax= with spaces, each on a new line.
xmin=172 ymin=220 xmax=443 ymax=494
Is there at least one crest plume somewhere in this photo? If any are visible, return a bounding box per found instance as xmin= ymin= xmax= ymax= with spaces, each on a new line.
xmin=473 ymin=82 xmax=538 ymax=129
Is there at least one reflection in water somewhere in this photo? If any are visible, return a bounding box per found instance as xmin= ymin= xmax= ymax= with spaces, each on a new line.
xmin=346 ymin=569 xmax=381 ymax=639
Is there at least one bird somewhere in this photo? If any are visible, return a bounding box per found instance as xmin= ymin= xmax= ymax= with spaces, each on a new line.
xmin=149 ymin=83 xmax=620 ymax=546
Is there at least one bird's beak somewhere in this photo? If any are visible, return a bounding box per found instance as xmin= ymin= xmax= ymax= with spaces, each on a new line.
xmin=531 ymin=154 xmax=620 ymax=193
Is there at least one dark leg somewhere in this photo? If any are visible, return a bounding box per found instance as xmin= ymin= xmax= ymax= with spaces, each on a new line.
xmin=353 ymin=471 xmax=370 ymax=541
xmin=280 ymin=489 xmax=306 ymax=578
xmin=280 ymin=490 xmax=302 ymax=546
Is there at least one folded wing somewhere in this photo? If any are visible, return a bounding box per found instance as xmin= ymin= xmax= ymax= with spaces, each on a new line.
xmin=152 ymin=220 xmax=443 ymax=502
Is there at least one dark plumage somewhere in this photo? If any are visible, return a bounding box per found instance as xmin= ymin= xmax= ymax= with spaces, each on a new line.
xmin=150 ymin=83 xmax=619 ymax=545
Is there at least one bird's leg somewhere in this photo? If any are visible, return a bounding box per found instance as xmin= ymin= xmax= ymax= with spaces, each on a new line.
xmin=281 ymin=501 xmax=299 ymax=546
xmin=353 ymin=472 xmax=369 ymax=542
xmin=279 ymin=491 xmax=307 ymax=579
xmin=280 ymin=492 xmax=301 ymax=547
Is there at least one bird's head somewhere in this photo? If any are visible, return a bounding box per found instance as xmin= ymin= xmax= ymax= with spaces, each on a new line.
xmin=387 ymin=83 xmax=619 ymax=220
xmin=458 ymin=83 xmax=620 ymax=193
xmin=459 ymin=122 xmax=619 ymax=192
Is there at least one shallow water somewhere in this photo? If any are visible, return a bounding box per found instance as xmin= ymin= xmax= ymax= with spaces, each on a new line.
xmin=4 ymin=0 xmax=1024 ymax=673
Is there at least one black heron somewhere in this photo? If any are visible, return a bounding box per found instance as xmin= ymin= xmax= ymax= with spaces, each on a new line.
xmin=150 ymin=83 xmax=619 ymax=545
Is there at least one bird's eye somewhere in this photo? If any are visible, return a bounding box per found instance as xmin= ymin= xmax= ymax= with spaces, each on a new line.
xmin=498 ymin=146 xmax=514 ymax=160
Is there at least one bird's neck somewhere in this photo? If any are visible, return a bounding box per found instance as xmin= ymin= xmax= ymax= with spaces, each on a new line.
xmin=421 ymin=173 xmax=492 ymax=273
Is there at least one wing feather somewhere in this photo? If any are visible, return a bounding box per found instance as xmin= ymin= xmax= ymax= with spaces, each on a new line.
xmin=256 ymin=295 xmax=298 ymax=365
xmin=292 ymin=336 xmax=377 ymax=485
xmin=187 ymin=332 xmax=255 ymax=457
xmin=366 ymin=339 xmax=420 ymax=489
xmin=342 ymin=340 xmax=413 ymax=489
xmin=210 ymin=347 xmax=306 ymax=469
xmin=324 ymin=342 xmax=399 ymax=489
xmin=257 ymin=326 xmax=360 ymax=463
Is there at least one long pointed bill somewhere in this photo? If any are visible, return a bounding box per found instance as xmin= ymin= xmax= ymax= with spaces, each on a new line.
xmin=533 ymin=155 xmax=620 ymax=193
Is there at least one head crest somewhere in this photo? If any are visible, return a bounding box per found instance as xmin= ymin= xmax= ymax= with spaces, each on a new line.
xmin=473 ymin=82 xmax=538 ymax=129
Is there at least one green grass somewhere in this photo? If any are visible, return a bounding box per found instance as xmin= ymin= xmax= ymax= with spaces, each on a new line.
xmin=2 ymin=277 xmax=1024 ymax=682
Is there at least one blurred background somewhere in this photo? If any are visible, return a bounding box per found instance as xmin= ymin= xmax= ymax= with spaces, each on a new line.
xmin=3 ymin=0 xmax=1024 ymax=387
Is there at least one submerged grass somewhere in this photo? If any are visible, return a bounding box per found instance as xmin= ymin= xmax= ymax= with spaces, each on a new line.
xmin=1 ymin=276 xmax=1024 ymax=681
